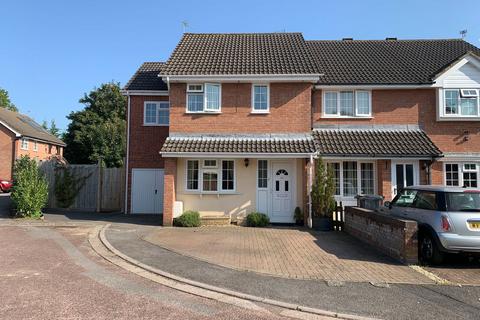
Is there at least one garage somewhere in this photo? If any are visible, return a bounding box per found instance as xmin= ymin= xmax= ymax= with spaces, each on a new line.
xmin=131 ymin=169 xmax=164 ymax=214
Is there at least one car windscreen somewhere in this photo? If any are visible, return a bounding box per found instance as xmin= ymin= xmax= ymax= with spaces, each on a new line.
xmin=446 ymin=192 xmax=480 ymax=212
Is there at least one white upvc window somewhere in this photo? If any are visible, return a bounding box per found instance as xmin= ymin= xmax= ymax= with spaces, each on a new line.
xmin=144 ymin=101 xmax=170 ymax=126
xmin=444 ymin=162 xmax=479 ymax=188
xmin=33 ymin=141 xmax=38 ymax=152
xmin=323 ymin=90 xmax=372 ymax=117
xmin=327 ymin=161 xmax=376 ymax=197
xmin=185 ymin=159 xmax=235 ymax=192
xmin=444 ymin=89 xmax=479 ymax=117
xmin=21 ymin=138 xmax=29 ymax=150
xmin=252 ymin=84 xmax=270 ymax=113
xmin=186 ymin=83 xmax=221 ymax=113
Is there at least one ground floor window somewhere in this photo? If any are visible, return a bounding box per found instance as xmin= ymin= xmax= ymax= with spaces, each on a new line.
xmin=186 ymin=159 xmax=235 ymax=192
xmin=444 ymin=162 xmax=478 ymax=188
xmin=327 ymin=161 xmax=375 ymax=197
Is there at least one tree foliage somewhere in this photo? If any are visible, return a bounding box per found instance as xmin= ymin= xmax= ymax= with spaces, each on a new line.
xmin=311 ymin=157 xmax=336 ymax=218
xmin=42 ymin=119 xmax=61 ymax=138
xmin=63 ymin=82 xmax=126 ymax=167
xmin=11 ymin=156 xmax=48 ymax=218
xmin=0 ymin=87 xmax=18 ymax=112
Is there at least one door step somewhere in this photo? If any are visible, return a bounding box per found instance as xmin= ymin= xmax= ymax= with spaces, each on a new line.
xmin=200 ymin=216 xmax=231 ymax=226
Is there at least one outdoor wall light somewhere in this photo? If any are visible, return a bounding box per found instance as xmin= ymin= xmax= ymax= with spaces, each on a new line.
xmin=244 ymin=158 xmax=249 ymax=167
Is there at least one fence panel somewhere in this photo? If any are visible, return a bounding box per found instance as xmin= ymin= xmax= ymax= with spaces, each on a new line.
xmin=40 ymin=162 xmax=124 ymax=212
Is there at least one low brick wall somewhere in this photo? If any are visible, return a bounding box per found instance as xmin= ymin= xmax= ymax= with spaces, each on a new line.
xmin=344 ymin=207 xmax=418 ymax=264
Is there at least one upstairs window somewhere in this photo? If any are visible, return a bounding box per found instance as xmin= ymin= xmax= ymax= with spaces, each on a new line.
xmin=144 ymin=101 xmax=170 ymax=126
xmin=33 ymin=141 xmax=38 ymax=152
xmin=323 ymin=90 xmax=371 ymax=117
xmin=252 ymin=84 xmax=269 ymax=112
xmin=187 ymin=83 xmax=221 ymax=113
xmin=444 ymin=89 xmax=479 ymax=116
xmin=21 ymin=138 xmax=29 ymax=150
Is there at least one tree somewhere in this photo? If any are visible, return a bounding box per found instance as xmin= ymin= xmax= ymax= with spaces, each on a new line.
xmin=42 ymin=119 xmax=62 ymax=138
xmin=0 ymin=87 xmax=18 ymax=112
xmin=63 ymin=82 xmax=126 ymax=167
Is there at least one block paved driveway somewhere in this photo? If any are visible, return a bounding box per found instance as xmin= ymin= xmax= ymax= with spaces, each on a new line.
xmin=144 ymin=226 xmax=433 ymax=284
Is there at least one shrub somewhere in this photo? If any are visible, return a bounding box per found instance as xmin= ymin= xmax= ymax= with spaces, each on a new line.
xmin=173 ymin=210 xmax=201 ymax=227
xmin=11 ymin=156 xmax=49 ymax=218
xmin=246 ymin=212 xmax=270 ymax=227
xmin=294 ymin=207 xmax=303 ymax=221
xmin=311 ymin=157 xmax=336 ymax=218
xmin=54 ymin=167 xmax=90 ymax=208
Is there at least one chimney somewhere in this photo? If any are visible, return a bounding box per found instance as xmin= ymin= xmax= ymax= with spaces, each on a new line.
xmin=385 ymin=37 xmax=397 ymax=41
xmin=342 ymin=37 xmax=354 ymax=41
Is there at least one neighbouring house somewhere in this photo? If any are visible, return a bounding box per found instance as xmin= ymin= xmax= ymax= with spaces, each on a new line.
xmin=0 ymin=107 xmax=65 ymax=180
xmin=123 ymin=33 xmax=480 ymax=227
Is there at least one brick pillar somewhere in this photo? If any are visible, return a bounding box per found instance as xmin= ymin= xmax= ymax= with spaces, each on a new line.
xmin=377 ymin=160 xmax=392 ymax=201
xmin=163 ymin=157 xmax=177 ymax=226
xmin=430 ymin=160 xmax=443 ymax=185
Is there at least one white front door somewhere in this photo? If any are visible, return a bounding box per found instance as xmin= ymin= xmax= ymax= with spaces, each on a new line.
xmin=271 ymin=162 xmax=294 ymax=223
xmin=131 ymin=169 xmax=164 ymax=214
xmin=391 ymin=161 xmax=419 ymax=197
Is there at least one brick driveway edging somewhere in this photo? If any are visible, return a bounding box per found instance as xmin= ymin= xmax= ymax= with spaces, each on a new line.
xmin=94 ymin=223 xmax=378 ymax=320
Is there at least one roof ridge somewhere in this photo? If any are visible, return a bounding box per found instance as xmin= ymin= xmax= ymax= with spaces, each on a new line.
xmin=306 ymin=38 xmax=466 ymax=43
xmin=182 ymin=32 xmax=303 ymax=35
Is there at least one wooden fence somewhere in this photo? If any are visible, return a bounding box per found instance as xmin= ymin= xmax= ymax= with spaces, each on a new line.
xmin=40 ymin=161 xmax=125 ymax=212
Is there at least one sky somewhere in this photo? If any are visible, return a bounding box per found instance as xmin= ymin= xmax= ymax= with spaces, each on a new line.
xmin=2 ymin=0 xmax=480 ymax=132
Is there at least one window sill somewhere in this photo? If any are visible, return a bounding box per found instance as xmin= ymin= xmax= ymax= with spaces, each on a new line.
xmin=250 ymin=110 xmax=270 ymax=114
xmin=182 ymin=191 xmax=240 ymax=196
xmin=438 ymin=116 xmax=480 ymax=121
xmin=322 ymin=115 xmax=373 ymax=119
xmin=143 ymin=123 xmax=169 ymax=127
xmin=185 ymin=111 xmax=222 ymax=115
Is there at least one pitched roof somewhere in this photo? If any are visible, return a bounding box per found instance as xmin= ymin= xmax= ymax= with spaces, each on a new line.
xmin=124 ymin=62 xmax=168 ymax=91
xmin=0 ymin=108 xmax=65 ymax=146
xmin=312 ymin=128 xmax=442 ymax=158
xmin=161 ymin=33 xmax=320 ymax=76
xmin=308 ymin=39 xmax=480 ymax=85
xmin=161 ymin=134 xmax=316 ymax=154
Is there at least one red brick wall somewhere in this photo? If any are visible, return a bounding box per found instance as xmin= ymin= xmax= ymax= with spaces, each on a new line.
xmin=16 ymin=139 xmax=63 ymax=161
xmin=377 ymin=160 xmax=392 ymax=201
xmin=169 ymin=83 xmax=312 ymax=133
xmin=163 ymin=157 xmax=176 ymax=226
xmin=0 ymin=126 xmax=15 ymax=180
xmin=126 ymin=95 xmax=170 ymax=213
xmin=313 ymin=88 xmax=480 ymax=153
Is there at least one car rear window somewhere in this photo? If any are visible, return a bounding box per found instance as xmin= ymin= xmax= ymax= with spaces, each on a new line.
xmin=446 ymin=192 xmax=480 ymax=212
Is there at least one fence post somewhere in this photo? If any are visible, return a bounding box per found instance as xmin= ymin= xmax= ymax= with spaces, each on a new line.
xmin=96 ymin=158 xmax=103 ymax=213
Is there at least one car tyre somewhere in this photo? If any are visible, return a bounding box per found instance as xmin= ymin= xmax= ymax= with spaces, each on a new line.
xmin=419 ymin=232 xmax=444 ymax=265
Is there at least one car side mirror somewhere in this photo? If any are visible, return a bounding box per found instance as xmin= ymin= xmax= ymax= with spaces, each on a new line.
xmin=384 ymin=201 xmax=392 ymax=209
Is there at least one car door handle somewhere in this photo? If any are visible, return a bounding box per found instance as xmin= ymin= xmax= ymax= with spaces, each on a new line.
xmin=154 ymin=189 xmax=157 ymax=195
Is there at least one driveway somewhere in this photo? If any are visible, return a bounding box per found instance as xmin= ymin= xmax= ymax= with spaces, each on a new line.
xmin=144 ymin=226 xmax=432 ymax=284
xmin=0 ymin=225 xmax=295 ymax=320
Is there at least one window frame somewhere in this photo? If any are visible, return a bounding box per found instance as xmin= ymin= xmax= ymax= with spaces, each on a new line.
xmin=251 ymin=84 xmax=270 ymax=113
xmin=442 ymin=89 xmax=480 ymax=117
xmin=185 ymin=159 xmax=236 ymax=193
xmin=20 ymin=138 xmax=29 ymax=150
xmin=326 ymin=160 xmax=376 ymax=197
xmin=33 ymin=140 xmax=38 ymax=152
xmin=143 ymin=101 xmax=170 ymax=126
xmin=186 ymin=83 xmax=222 ymax=113
xmin=443 ymin=162 xmax=479 ymax=188
xmin=257 ymin=160 xmax=269 ymax=189
xmin=322 ymin=90 xmax=372 ymax=118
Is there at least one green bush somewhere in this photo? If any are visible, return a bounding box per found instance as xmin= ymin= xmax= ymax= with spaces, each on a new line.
xmin=246 ymin=212 xmax=270 ymax=227
xmin=173 ymin=210 xmax=201 ymax=227
xmin=11 ymin=156 xmax=49 ymax=218
xmin=54 ymin=167 xmax=89 ymax=208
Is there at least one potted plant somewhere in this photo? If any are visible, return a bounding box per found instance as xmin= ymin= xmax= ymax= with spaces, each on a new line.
xmin=294 ymin=207 xmax=304 ymax=226
xmin=310 ymin=157 xmax=336 ymax=231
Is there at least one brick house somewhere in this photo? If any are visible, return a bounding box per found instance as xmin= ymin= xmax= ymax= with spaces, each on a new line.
xmin=123 ymin=33 xmax=480 ymax=227
xmin=0 ymin=107 xmax=65 ymax=180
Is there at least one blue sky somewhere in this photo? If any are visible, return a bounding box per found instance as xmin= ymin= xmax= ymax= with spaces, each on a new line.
xmin=2 ymin=0 xmax=480 ymax=131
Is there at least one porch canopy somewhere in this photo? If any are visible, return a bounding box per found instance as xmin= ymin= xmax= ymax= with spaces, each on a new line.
xmin=161 ymin=133 xmax=316 ymax=158
xmin=312 ymin=126 xmax=443 ymax=159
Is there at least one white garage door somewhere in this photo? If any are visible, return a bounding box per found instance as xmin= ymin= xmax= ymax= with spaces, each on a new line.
xmin=131 ymin=169 xmax=164 ymax=214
